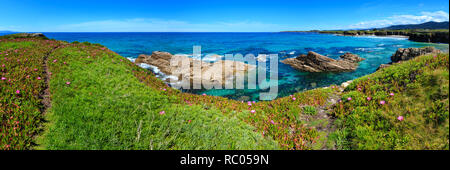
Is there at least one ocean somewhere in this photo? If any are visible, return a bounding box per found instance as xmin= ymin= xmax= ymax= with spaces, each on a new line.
xmin=14 ymin=32 xmax=450 ymax=100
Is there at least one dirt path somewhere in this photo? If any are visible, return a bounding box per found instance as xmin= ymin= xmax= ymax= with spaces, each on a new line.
xmin=39 ymin=46 xmax=59 ymax=114
xmin=315 ymin=92 xmax=341 ymax=150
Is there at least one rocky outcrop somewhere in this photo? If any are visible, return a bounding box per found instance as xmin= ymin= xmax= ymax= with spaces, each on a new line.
xmin=14 ymin=33 xmax=46 ymax=38
xmin=391 ymin=47 xmax=441 ymax=63
xmin=376 ymin=64 xmax=392 ymax=71
xmin=135 ymin=51 xmax=256 ymax=87
xmin=1 ymin=33 xmax=47 ymax=39
xmin=281 ymin=52 xmax=364 ymax=72
xmin=408 ymin=32 xmax=449 ymax=44
xmin=377 ymin=47 xmax=441 ymax=70
xmin=340 ymin=52 xmax=365 ymax=63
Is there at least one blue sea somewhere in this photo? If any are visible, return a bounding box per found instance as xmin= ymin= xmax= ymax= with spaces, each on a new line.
xmin=7 ymin=32 xmax=449 ymax=101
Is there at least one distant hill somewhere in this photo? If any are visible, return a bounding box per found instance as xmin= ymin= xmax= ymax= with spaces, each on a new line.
xmin=382 ymin=21 xmax=449 ymax=30
xmin=0 ymin=30 xmax=14 ymax=33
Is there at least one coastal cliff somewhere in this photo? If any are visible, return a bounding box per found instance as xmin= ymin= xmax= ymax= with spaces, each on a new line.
xmin=316 ymin=30 xmax=449 ymax=44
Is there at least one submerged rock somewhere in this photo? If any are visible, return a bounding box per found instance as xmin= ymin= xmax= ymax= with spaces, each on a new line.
xmin=135 ymin=51 xmax=256 ymax=88
xmin=391 ymin=47 xmax=441 ymax=63
xmin=281 ymin=51 xmax=364 ymax=72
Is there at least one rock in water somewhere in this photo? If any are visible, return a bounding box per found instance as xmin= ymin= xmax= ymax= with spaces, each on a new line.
xmin=340 ymin=52 xmax=365 ymax=62
xmin=391 ymin=47 xmax=440 ymax=63
xmin=134 ymin=51 xmax=256 ymax=88
xmin=281 ymin=51 xmax=364 ymax=72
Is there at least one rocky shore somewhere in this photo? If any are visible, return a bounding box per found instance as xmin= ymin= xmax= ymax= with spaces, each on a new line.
xmin=377 ymin=46 xmax=441 ymax=70
xmin=134 ymin=51 xmax=256 ymax=88
xmin=281 ymin=52 xmax=365 ymax=72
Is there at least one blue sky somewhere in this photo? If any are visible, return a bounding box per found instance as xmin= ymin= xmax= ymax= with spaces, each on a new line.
xmin=0 ymin=0 xmax=448 ymax=32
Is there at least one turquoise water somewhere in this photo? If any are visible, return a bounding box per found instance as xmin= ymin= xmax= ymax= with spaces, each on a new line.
xmin=39 ymin=32 xmax=448 ymax=101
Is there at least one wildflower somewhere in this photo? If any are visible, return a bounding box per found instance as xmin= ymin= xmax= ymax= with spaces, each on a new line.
xmin=66 ymin=81 xmax=71 ymax=85
xmin=270 ymin=120 xmax=275 ymax=125
xmin=37 ymin=77 xmax=41 ymax=80
xmin=16 ymin=90 xmax=20 ymax=94
xmin=159 ymin=111 xmax=165 ymax=115
xmin=163 ymin=88 xmax=167 ymax=91
xmin=188 ymin=120 xmax=191 ymax=123
xmin=433 ymin=55 xmax=437 ymax=58
xmin=252 ymin=101 xmax=256 ymax=104
xmin=247 ymin=101 xmax=252 ymax=106
xmin=1 ymin=64 xmax=4 ymax=67
xmin=389 ymin=92 xmax=394 ymax=96
xmin=292 ymin=97 xmax=296 ymax=101
xmin=53 ymin=59 xmax=57 ymax=63
xmin=380 ymin=100 xmax=386 ymax=105
xmin=357 ymin=88 xmax=362 ymax=91
xmin=34 ymin=68 xmax=38 ymax=71
xmin=202 ymin=93 xmax=206 ymax=96
xmin=250 ymin=110 xmax=256 ymax=114
xmin=63 ymin=62 xmax=67 ymax=64
xmin=347 ymin=97 xmax=352 ymax=101
xmin=366 ymin=97 xmax=372 ymax=101
xmin=397 ymin=116 xmax=404 ymax=121
xmin=1 ymin=77 xmax=5 ymax=80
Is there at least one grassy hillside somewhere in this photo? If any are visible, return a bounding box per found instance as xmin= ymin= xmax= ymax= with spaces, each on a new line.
xmin=330 ymin=53 xmax=449 ymax=149
xmin=1 ymin=34 xmax=448 ymax=150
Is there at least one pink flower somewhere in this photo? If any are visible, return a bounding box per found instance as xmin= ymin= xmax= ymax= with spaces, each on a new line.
xmin=433 ymin=55 xmax=437 ymax=58
xmin=252 ymin=101 xmax=256 ymax=104
xmin=250 ymin=110 xmax=256 ymax=114
xmin=37 ymin=77 xmax=41 ymax=80
xmin=247 ymin=101 xmax=252 ymax=106
xmin=159 ymin=111 xmax=165 ymax=115
xmin=397 ymin=116 xmax=404 ymax=121
xmin=347 ymin=97 xmax=352 ymax=101
xmin=389 ymin=92 xmax=394 ymax=96
xmin=366 ymin=97 xmax=372 ymax=101
xmin=53 ymin=59 xmax=57 ymax=63
xmin=15 ymin=90 xmax=20 ymax=94
xmin=1 ymin=64 xmax=4 ymax=67
xmin=66 ymin=81 xmax=71 ymax=85
xmin=188 ymin=120 xmax=191 ymax=123
xmin=63 ymin=62 xmax=67 ymax=64
xmin=357 ymin=88 xmax=362 ymax=91
xmin=202 ymin=93 xmax=206 ymax=96
xmin=1 ymin=77 xmax=5 ymax=80
xmin=270 ymin=120 xmax=275 ymax=125
xmin=34 ymin=68 xmax=38 ymax=71
xmin=292 ymin=97 xmax=296 ymax=101
xmin=380 ymin=100 xmax=386 ymax=105
xmin=163 ymin=88 xmax=167 ymax=91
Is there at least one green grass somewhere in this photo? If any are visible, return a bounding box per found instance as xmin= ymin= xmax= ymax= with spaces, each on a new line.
xmin=331 ymin=53 xmax=449 ymax=150
xmin=37 ymin=44 xmax=278 ymax=150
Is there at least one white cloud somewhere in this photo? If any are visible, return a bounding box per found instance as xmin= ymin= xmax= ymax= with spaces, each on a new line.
xmin=52 ymin=18 xmax=283 ymax=32
xmin=347 ymin=11 xmax=449 ymax=29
